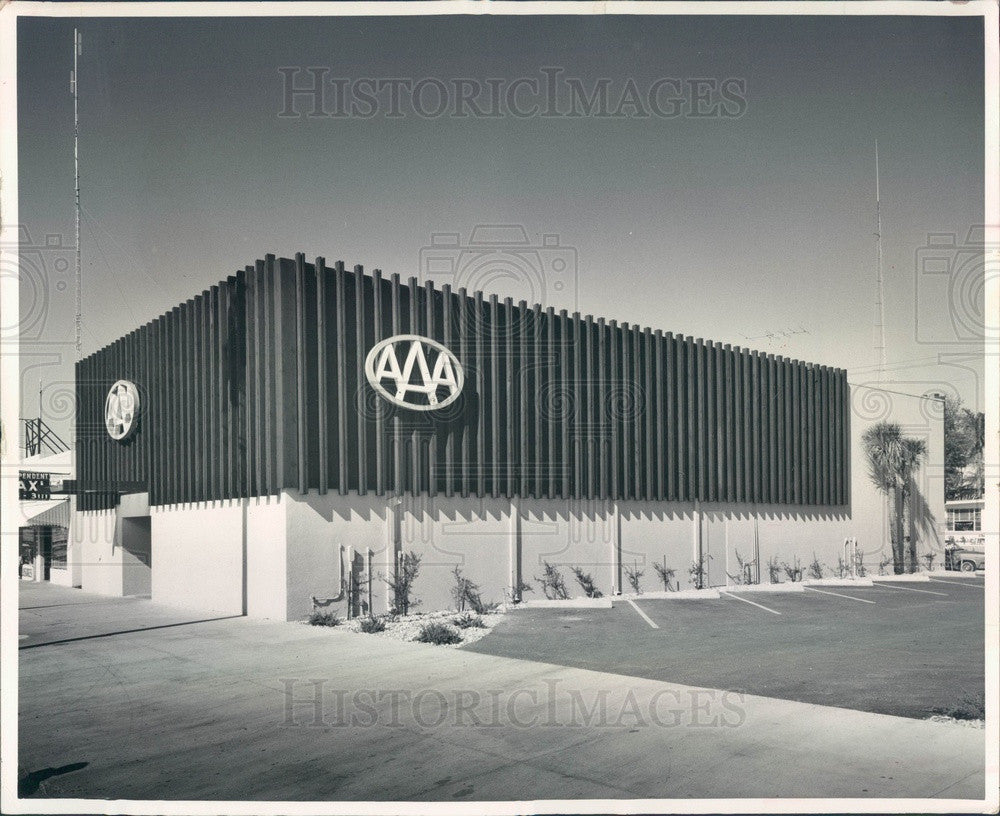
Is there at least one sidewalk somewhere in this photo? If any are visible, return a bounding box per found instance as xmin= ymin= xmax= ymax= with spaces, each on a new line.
xmin=15 ymin=583 xmax=987 ymax=804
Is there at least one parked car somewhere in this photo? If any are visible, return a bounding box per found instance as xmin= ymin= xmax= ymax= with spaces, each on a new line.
xmin=944 ymin=545 xmax=986 ymax=572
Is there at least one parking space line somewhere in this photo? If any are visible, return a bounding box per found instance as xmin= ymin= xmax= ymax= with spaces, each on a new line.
xmin=871 ymin=582 xmax=948 ymax=597
xmin=720 ymin=591 xmax=781 ymax=615
xmin=803 ymin=586 xmax=875 ymax=604
xmin=625 ymin=598 xmax=659 ymax=629
xmin=927 ymin=578 xmax=984 ymax=589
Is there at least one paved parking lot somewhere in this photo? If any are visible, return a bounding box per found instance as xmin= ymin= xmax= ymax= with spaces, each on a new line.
xmin=467 ymin=576 xmax=986 ymax=720
xmin=14 ymin=581 xmax=986 ymax=803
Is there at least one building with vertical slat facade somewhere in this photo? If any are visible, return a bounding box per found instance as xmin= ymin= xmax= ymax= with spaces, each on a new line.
xmin=71 ymin=254 xmax=944 ymax=619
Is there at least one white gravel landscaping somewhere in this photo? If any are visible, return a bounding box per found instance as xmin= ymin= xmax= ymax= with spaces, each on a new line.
xmin=305 ymin=607 xmax=505 ymax=648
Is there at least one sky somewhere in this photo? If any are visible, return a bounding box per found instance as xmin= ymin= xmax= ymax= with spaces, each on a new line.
xmin=16 ymin=11 xmax=986 ymax=443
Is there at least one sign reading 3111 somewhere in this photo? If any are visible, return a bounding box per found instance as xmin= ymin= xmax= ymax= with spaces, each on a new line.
xmin=19 ymin=471 xmax=51 ymax=501
xmin=364 ymin=335 xmax=464 ymax=411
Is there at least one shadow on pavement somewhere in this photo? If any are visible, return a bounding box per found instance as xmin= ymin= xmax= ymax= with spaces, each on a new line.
xmin=20 ymin=616 xmax=244 ymax=650
xmin=18 ymin=762 xmax=89 ymax=797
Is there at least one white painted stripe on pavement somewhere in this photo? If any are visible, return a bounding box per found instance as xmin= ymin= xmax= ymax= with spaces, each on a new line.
xmin=720 ymin=591 xmax=781 ymax=615
xmin=927 ymin=577 xmax=984 ymax=589
xmin=626 ymin=598 xmax=659 ymax=629
xmin=803 ymin=586 xmax=876 ymax=604
xmin=872 ymin=582 xmax=948 ymax=597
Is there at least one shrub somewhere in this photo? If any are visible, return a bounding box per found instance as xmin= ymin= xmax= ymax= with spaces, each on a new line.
xmin=932 ymin=691 xmax=985 ymax=722
xmin=767 ymin=556 xmax=781 ymax=584
xmin=570 ymin=566 xmax=603 ymax=598
xmin=450 ymin=566 xmax=484 ymax=612
xmin=922 ymin=552 xmax=936 ymax=571
xmin=653 ymin=560 xmax=676 ymax=591
xmin=415 ymin=621 xmax=462 ymax=645
xmin=512 ymin=580 xmax=534 ymax=603
xmin=535 ymin=561 xmax=569 ymax=600
xmin=624 ymin=561 xmax=644 ymax=594
xmin=358 ymin=615 xmax=386 ymax=634
xmin=835 ymin=555 xmax=849 ymax=579
xmin=856 ymin=559 xmax=868 ymax=578
xmin=877 ymin=554 xmax=893 ymax=576
xmin=689 ymin=559 xmax=706 ymax=590
xmin=452 ymin=612 xmax=485 ymax=629
xmin=807 ymin=553 xmax=824 ymax=580
xmin=384 ymin=550 xmax=421 ymax=616
xmin=781 ymin=557 xmax=803 ymax=582
xmin=308 ymin=610 xmax=341 ymax=627
xmin=727 ymin=549 xmax=754 ymax=585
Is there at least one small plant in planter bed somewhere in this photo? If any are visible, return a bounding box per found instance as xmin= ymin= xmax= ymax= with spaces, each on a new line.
xmin=535 ymin=561 xmax=570 ymax=600
xmin=359 ymin=615 xmax=387 ymax=634
xmin=415 ymin=621 xmax=463 ymax=645
xmin=451 ymin=566 xmax=487 ymax=612
xmin=653 ymin=559 xmax=676 ymax=591
xmin=308 ymin=610 xmax=341 ymax=627
xmin=807 ymin=553 xmax=824 ymax=580
xmin=624 ymin=562 xmax=644 ymax=594
xmin=781 ymin=557 xmax=803 ymax=582
xmin=452 ymin=612 xmax=485 ymax=629
xmin=570 ymin=566 xmax=603 ymax=598
xmin=767 ymin=556 xmax=781 ymax=584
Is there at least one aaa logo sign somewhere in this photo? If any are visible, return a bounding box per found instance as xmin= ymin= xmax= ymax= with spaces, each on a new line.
xmin=364 ymin=335 xmax=464 ymax=411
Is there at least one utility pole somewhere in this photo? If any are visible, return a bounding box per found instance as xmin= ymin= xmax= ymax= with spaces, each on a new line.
xmin=71 ymin=28 xmax=82 ymax=360
xmin=873 ymin=140 xmax=887 ymax=382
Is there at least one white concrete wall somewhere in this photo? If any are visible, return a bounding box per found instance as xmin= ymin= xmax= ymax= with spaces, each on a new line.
xmin=67 ymin=495 xmax=82 ymax=587
xmin=150 ymin=501 xmax=244 ymax=616
xmin=519 ymin=499 xmax=614 ymax=599
xmin=48 ymin=568 xmax=73 ymax=587
xmin=75 ymin=509 xmax=123 ymax=597
xmin=283 ymin=491 xmax=390 ymax=621
xmin=399 ymin=495 xmax=510 ymax=613
xmin=617 ymin=503 xmax=697 ymax=592
xmin=246 ymin=497 xmax=288 ymax=620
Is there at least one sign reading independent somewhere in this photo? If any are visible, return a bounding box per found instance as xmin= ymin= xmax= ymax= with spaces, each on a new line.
xmin=365 ymin=335 xmax=464 ymax=411
xmin=19 ymin=471 xmax=51 ymax=501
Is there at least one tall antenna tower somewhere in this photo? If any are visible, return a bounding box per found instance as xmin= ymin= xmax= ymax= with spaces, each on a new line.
xmin=71 ymin=28 xmax=82 ymax=359
xmin=872 ymin=140 xmax=887 ymax=381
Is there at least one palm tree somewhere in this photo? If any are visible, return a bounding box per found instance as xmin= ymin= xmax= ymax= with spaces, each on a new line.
xmin=899 ymin=437 xmax=929 ymax=572
xmin=861 ymin=422 xmax=928 ymax=574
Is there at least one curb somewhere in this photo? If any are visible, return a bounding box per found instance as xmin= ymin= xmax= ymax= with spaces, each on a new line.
xmin=618 ymin=589 xmax=721 ymax=600
xmin=510 ymin=597 xmax=612 ymax=610
xmin=869 ymin=573 xmax=931 ymax=582
xmin=724 ymin=583 xmax=806 ymax=593
xmin=801 ymin=578 xmax=875 ymax=587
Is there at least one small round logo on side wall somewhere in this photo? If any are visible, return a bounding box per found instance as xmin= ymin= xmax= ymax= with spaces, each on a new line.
xmin=105 ymin=380 xmax=140 ymax=441
xmin=365 ymin=335 xmax=464 ymax=411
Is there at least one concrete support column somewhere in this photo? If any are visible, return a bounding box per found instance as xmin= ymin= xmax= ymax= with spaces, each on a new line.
xmin=385 ymin=499 xmax=398 ymax=612
xmin=509 ymin=498 xmax=521 ymax=602
xmin=610 ymin=501 xmax=621 ymax=595
xmin=693 ymin=500 xmax=702 ymax=588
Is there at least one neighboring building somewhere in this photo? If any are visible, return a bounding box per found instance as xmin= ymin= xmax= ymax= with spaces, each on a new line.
xmin=945 ymin=498 xmax=985 ymax=548
xmin=71 ymin=254 xmax=945 ymax=619
xmin=19 ymin=446 xmax=76 ymax=587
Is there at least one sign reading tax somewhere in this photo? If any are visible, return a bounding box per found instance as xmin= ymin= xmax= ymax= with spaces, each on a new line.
xmin=364 ymin=335 xmax=464 ymax=411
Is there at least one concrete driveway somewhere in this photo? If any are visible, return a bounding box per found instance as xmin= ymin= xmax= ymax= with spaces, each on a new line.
xmin=13 ymin=582 xmax=987 ymax=805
